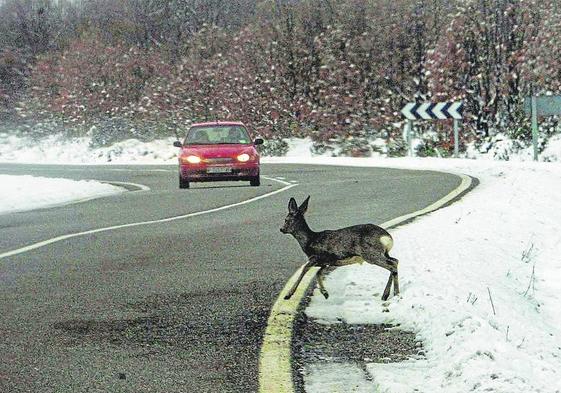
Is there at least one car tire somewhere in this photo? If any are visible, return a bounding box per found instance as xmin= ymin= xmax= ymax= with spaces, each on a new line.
xmin=250 ymin=175 xmax=260 ymax=187
xmin=179 ymin=175 xmax=190 ymax=189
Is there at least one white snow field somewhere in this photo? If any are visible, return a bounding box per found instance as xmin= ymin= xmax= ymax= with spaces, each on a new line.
xmin=0 ymin=175 xmax=125 ymax=215
xmin=1 ymin=134 xmax=561 ymax=392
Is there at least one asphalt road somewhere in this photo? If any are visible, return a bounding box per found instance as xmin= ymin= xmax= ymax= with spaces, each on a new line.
xmin=0 ymin=163 xmax=461 ymax=393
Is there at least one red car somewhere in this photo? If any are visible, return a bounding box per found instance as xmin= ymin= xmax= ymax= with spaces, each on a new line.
xmin=173 ymin=121 xmax=264 ymax=189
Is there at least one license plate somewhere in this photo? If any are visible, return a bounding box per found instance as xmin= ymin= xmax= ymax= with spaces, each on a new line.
xmin=207 ymin=167 xmax=231 ymax=174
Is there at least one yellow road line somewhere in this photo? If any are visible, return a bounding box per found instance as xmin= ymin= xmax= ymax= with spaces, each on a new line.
xmin=382 ymin=173 xmax=472 ymax=228
xmin=258 ymin=172 xmax=473 ymax=393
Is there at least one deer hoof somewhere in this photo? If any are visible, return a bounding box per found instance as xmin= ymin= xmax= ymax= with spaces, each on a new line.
xmin=284 ymin=294 xmax=292 ymax=300
xmin=321 ymin=291 xmax=329 ymax=299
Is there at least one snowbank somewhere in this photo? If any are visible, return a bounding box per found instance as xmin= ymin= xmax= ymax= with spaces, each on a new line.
xmin=0 ymin=175 xmax=125 ymax=215
xmin=283 ymin=137 xmax=315 ymax=158
xmin=542 ymin=134 xmax=561 ymax=162
xmin=0 ymin=133 xmax=178 ymax=164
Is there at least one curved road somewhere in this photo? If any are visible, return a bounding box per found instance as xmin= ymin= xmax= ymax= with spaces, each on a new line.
xmin=0 ymin=163 xmax=462 ymax=393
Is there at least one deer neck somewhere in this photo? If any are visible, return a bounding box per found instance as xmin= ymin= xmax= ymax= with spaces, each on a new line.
xmin=291 ymin=218 xmax=314 ymax=251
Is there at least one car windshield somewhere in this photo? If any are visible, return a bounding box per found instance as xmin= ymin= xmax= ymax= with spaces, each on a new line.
xmin=184 ymin=126 xmax=251 ymax=145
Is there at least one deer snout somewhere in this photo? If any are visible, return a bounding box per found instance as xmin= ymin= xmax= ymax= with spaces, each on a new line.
xmin=280 ymin=227 xmax=288 ymax=234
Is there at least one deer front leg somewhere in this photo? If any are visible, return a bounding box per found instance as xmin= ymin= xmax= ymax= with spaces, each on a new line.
xmin=284 ymin=259 xmax=315 ymax=300
xmin=381 ymin=272 xmax=393 ymax=301
xmin=317 ymin=266 xmax=329 ymax=299
xmin=392 ymin=271 xmax=399 ymax=296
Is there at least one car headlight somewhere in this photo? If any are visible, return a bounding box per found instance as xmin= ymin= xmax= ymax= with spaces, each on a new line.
xmin=237 ymin=153 xmax=251 ymax=162
xmin=181 ymin=155 xmax=201 ymax=164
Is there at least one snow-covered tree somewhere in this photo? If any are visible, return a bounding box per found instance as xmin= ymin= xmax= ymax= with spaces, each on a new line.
xmin=427 ymin=0 xmax=543 ymax=138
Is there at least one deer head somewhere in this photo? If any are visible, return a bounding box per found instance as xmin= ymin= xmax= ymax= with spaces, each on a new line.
xmin=280 ymin=196 xmax=310 ymax=234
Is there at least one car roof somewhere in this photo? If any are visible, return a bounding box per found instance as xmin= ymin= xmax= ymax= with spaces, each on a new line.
xmin=190 ymin=121 xmax=246 ymax=127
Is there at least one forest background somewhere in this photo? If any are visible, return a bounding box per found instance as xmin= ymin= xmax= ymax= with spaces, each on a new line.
xmin=1 ymin=0 xmax=560 ymax=157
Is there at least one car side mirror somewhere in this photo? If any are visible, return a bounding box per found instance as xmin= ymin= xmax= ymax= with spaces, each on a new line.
xmin=254 ymin=138 xmax=264 ymax=145
xmin=173 ymin=141 xmax=182 ymax=147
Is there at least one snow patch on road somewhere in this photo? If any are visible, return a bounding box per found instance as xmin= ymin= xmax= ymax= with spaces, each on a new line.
xmin=0 ymin=175 xmax=125 ymax=215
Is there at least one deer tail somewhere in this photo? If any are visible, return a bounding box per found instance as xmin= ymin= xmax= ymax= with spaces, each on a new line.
xmin=379 ymin=235 xmax=393 ymax=253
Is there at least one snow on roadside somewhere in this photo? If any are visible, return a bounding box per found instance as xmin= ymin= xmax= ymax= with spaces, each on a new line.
xmin=542 ymin=134 xmax=561 ymax=162
xmin=2 ymin=132 xmax=561 ymax=165
xmin=264 ymin=155 xmax=561 ymax=393
xmin=0 ymin=133 xmax=178 ymax=164
xmin=283 ymin=137 xmax=315 ymax=157
xmin=0 ymin=175 xmax=125 ymax=215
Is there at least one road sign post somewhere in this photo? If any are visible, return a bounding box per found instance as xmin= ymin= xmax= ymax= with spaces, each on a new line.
xmin=401 ymin=101 xmax=464 ymax=157
xmin=407 ymin=119 xmax=413 ymax=157
xmin=531 ymin=96 xmax=538 ymax=161
xmin=453 ymin=119 xmax=459 ymax=158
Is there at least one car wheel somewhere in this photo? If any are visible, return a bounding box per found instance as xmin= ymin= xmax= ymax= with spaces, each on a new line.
xmin=250 ymin=175 xmax=260 ymax=187
xmin=179 ymin=175 xmax=190 ymax=189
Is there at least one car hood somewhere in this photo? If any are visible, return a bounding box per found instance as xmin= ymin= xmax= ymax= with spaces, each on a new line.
xmin=181 ymin=144 xmax=256 ymax=158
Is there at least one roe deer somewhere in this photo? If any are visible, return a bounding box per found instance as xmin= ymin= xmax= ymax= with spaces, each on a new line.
xmin=280 ymin=196 xmax=399 ymax=301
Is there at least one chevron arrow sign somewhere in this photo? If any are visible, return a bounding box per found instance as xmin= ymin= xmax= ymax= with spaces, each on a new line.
xmin=401 ymin=101 xmax=463 ymax=120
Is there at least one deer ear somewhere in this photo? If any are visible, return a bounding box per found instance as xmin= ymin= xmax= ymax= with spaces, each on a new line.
xmin=288 ymin=197 xmax=298 ymax=213
xmin=299 ymin=195 xmax=310 ymax=213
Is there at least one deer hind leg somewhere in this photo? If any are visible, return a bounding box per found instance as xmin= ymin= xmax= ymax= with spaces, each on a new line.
xmin=386 ymin=253 xmax=400 ymax=297
xmin=317 ymin=266 xmax=330 ymax=299
xmin=363 ymin=251 xmax=399 ymax=300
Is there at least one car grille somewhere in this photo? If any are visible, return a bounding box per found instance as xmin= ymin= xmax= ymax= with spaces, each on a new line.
xmin=204 ymin=157 xmax=233 ymax=164
xmin=190 ymin=169 xmax=250 ymax=176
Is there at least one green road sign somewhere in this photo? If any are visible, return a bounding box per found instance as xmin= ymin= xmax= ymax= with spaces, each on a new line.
xmin=524 ymin=96 xmax=561 ymax=116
